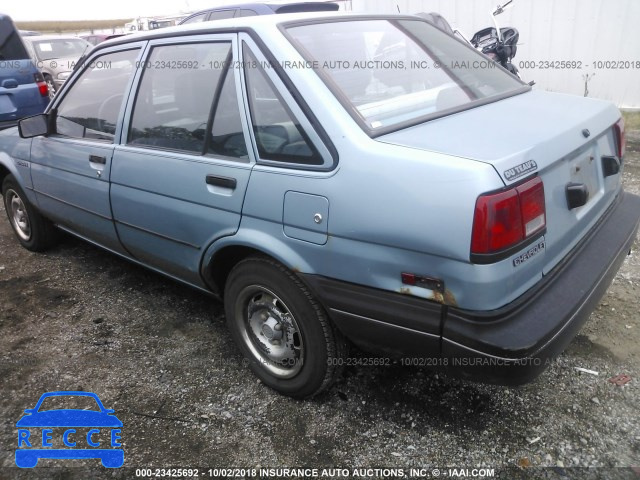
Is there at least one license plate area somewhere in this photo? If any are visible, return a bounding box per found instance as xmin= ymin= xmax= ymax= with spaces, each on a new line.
xmin=568 ymin=149 xmax=599 ymax=209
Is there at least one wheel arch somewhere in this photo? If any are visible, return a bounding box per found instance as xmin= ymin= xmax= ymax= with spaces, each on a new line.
xmin=200 ymin=231 xmax=316 ymax=296
xmin=0 ymin=163 xmax=10 ymax=193
xmin=0 ymin=156 xmax=37 ymax=204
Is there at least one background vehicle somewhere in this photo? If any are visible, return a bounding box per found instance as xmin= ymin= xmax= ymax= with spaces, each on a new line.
xmin=179 ymin=2 xmax=339 ymax=24
xmin=21 ymin=35 xmax=92 ymax=98
xmin=471 ymin=0 xmax=520 ymax=77
xmin=81 ymin=33 xmax=126 ymax=46
xmin=125 ymin=15 xmax=186 ymax=31
xmin=0 ymin=14 xmax=49 ymax=129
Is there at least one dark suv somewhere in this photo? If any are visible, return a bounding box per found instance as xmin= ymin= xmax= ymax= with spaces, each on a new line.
xmin=179 ymin=2 xmax=338 ymax=24
xmin=0 ymin=14 xmax=49 ymax=129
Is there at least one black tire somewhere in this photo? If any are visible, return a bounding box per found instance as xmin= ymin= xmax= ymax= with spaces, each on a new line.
xmin=224 ymin=256 xmax=347 ymax=398
xmin=2 ymin=175 xmax=58 ymax=252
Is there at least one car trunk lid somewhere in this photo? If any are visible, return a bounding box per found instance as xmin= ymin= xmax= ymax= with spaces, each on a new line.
xmin=378 ymin=89 xmax=623 ymax=275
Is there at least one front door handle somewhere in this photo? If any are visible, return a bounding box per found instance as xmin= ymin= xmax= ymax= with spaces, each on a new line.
xmin=206 ymin=175 xmax=236 ymax=190
xmin=89 ymin=155 xmax=106 ymax=165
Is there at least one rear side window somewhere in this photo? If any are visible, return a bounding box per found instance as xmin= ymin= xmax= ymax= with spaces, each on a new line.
xmin=0 ymin=27 xmax=29 ymax=60
xmin=209 ymin=71 xmax=248 ymax=158
xmin=238 ymin=10 xmax=258 ymax=17
xmin=243 ymin=45 xmax=323 ymax=165
xmin=181 ymin=13 xmax=208 ymax=24
xmin=129 ymin=42 xmax=248 ymax=159
xmin=55 ymin=49 xmax=139 ymax=141
xmin=209 ymin=10 xmax=236 ymax=20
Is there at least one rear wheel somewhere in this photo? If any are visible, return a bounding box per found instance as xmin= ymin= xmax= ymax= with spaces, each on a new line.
xmin=2 ymin=175 xmax=58 ymax=251
xmin=224 ymin=256 xmax=347 ymax=398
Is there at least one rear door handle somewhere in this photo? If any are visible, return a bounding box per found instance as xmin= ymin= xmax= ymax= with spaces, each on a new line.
xmin=89 ymin=155 xmax=106 ymax=165
xmin=206 ymin=175 xmax=236 ymax=190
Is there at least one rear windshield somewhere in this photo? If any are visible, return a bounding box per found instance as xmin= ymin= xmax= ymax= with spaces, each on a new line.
xmin=275 ymin=3 xmax=339 ymax=13
xmin=0 ymin=23 xmax=29 ymax=60
xmin=31 ymin=38 xmax=89 ymax=61
xmin=285 ymin=19 xmax=526 ymax=133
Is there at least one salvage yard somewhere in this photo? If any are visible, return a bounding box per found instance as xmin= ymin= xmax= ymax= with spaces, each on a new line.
xmin=0 ymin=129 xmax=639 ymax=478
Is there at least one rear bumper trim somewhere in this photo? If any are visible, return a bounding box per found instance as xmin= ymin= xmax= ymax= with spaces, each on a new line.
xmin=301 ymin=191 xmax=640 ymax=385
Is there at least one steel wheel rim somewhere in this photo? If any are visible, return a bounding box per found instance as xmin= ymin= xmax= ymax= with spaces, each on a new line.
xmin=6 ymin=189 xmax=31 ymax=241
xmin=234 ymin=285 xmax=304 ymax=379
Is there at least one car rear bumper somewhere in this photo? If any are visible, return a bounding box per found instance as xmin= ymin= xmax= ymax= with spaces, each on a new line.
xmin=302 ymin=191 xmax=640 ymax=385
xmin=442 ymin=191 xmax=640 ymax=384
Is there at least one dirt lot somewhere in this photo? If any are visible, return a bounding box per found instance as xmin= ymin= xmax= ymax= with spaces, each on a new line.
xmin=1 ymin=133 xmax=639 ymax=480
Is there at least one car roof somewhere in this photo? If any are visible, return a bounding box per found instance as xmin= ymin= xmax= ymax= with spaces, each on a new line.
xmin=99 ymin=12 xmax=418 ymax=50
xmin=183 ymin=2 xmax=339 ymax=18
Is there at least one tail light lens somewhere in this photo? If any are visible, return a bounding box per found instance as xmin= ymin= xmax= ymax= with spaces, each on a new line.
xmin=471 ymin=177 xmax=546 ymax=259
xmin=34 ymin=73 xmax=48 ymax=97
xmin=614 ymin=117 xmax=626 ymax=158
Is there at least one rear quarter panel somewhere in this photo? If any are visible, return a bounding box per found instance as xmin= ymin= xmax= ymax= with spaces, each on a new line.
xmin=215 ymin=25 xmax=535 ymax=309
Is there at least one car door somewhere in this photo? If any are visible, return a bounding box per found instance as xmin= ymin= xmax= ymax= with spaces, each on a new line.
xmin=29 ymin=46 xmax=143 ymax=253
xmin=110 ymin=35 xmax=254 ymax=287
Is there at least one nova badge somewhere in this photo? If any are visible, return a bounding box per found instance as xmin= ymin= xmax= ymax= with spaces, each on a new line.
xmin=504 ymin=160 xmax=538 ymax=182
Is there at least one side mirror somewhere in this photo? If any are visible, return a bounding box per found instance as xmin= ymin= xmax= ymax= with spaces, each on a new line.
xmin=23 ymin=409 xmax=35 ymax=414
xmin=104 ymin=409 xmax=115 ymax=414
xmin=18 ymin=114 xmax=50 ymax=139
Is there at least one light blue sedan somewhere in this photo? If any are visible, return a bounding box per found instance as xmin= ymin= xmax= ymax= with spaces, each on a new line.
xmin=1 ymin=12 xmax=638 ymax=397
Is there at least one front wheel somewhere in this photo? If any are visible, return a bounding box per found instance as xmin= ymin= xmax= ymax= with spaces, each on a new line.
xmin=2 ymin=175 xmax=58 ymax=251
xmin=224 ymin=256 xmax=347 ymax=398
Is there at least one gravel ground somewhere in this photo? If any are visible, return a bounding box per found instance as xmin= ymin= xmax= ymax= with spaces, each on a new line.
xmin=0 ymin=134 xmax=639 ymax=480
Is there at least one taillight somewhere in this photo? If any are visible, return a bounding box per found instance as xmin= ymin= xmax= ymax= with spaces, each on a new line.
xmin=471 ymin=177 xmax=546 ymax=259
xmin=614 ymin=117 xmax=626 ymax=158
xmin=34 ymin=73 xmax=48 ymax=97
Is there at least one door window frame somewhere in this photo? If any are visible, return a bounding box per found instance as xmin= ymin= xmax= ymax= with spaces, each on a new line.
xmin=238 ymin=34 xmax=337 ymax=172
xmin=119 ymin=33 xmax=255 ymax=165
xmin=46 ymin=42 xmax=146 ymax=146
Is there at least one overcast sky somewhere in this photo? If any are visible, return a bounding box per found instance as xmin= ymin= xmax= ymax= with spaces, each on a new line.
xmin=5 ymin=0 xmax=300 ymax=21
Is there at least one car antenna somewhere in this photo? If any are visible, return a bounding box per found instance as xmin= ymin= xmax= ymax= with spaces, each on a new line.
xmin=397 ymin=5 xmax=401 ymax=13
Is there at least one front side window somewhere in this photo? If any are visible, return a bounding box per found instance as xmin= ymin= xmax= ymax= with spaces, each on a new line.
xmin=243 ymin=45 xmax=323 ymax=165
xmin=55 ymin=49 xmax=139 ymax=141
xmin=129 ymin=42 xmax=248 ymax=159
xmin=286 ymin=19 xmax=525 ymax=132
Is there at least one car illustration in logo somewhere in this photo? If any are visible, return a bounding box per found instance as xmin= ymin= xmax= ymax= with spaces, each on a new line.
xmin=15 ymin=391 xmax=123 ymax=468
